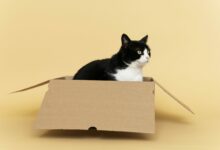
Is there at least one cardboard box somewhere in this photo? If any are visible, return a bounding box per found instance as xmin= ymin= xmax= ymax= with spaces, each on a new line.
xmin=12 ymin=76 xmax=193 ymax=134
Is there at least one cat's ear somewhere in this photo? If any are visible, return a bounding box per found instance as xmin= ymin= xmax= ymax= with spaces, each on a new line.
xmin=140 ymin=35 xmax=148 ymax=43
xmin=121 ymin=33 xmax=131 ymax=46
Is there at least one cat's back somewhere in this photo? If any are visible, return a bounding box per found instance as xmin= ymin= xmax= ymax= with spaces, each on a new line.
xmin=73 ymin=59 xmax=113 ymax=80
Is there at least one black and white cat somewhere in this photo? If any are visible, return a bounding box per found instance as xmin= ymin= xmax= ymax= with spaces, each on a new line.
xmin=73 ymin=34 xmax=151 ymax=81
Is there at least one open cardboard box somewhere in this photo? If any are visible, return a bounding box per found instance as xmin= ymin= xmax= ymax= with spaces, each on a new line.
xmin=12 ymin=76 xmax=194 ymax=134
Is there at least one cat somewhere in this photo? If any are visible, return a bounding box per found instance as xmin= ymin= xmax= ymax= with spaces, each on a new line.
xmin=73 ymin=33 xmax=151 ymax=81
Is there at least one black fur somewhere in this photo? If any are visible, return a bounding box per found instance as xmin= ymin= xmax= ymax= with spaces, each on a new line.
xmin=73 ymin=34 xmax=151 ymax=80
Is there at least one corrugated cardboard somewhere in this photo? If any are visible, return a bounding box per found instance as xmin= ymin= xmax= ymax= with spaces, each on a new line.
xmin=11 ymin=76 xmax=194 ymax=134
xmin=35 ymin=77 xmax=155 ymax=133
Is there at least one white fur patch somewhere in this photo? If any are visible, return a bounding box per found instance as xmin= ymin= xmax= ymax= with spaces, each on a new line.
xmin=112 ymin=49 xmax=150 ymax=81
xmin=138 ymin=48 xmax=150 ymax=65
xmin=113 ymin=65 xmax=143 ymax=81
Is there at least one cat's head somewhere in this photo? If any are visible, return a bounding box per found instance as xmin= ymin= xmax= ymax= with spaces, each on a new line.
xmin=119 ymin=33 xmax=151 ymax=68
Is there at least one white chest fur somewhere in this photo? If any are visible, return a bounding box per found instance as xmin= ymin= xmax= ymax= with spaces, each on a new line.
xmin=112 ymin=66 xmax=143 ymax=81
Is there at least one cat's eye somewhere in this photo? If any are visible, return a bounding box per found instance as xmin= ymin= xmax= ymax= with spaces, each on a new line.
xmin=137 ymin=50 xmax=142 ymax=55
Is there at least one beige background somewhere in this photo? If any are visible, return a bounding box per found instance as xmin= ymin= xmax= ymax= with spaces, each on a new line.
xmin=1 ymin=0 xmax=220 ymax=149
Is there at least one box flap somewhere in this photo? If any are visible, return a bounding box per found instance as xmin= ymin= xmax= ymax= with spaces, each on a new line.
xmin=10 ymin=76 xmax=194 ymax=114
xmin=35 ymin=79 xmax=155 ymax=133
xmin=153 ymin=79 xmax=194 ymax=114
xmin=10 ymin=76 xmax=69 ymax=93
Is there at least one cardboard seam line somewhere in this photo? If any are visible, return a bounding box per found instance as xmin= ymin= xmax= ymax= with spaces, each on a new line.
xmin=10 ymin=76 xmax=194 ymax=114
